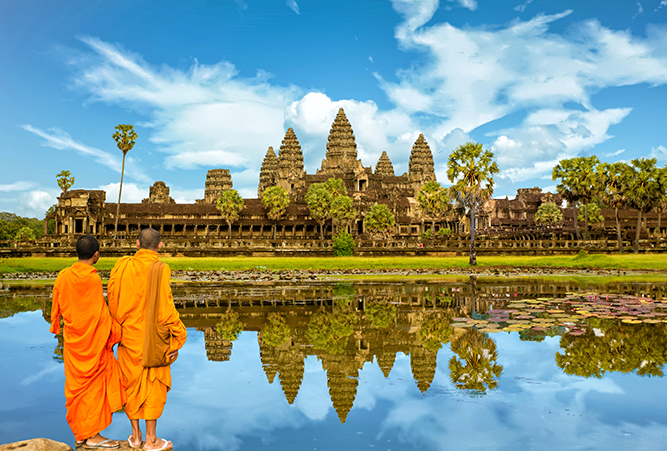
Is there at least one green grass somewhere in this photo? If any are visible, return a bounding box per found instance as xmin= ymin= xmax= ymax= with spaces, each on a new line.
xmin=2 ymin=253 xmax=667 ymax=274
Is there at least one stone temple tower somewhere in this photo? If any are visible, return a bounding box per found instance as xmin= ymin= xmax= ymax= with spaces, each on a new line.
xmin=408 ymin=134 xmax=436 ymax=189
xmin=318 ymin=108 xmax=365 ymax=175
xmin=258 ymin=146 xmax=278 ymax=198
xmin=276 ymin=128 xmax=306 ymax=195
xmin=375 ymin=151 xmax=395 ymax=177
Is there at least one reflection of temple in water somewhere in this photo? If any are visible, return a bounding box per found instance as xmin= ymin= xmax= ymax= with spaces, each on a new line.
xmin=173 ymin=277 xmax=667 ymax=423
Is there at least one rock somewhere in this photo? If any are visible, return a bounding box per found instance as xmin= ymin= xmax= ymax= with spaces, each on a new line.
xmin=0 ymin=438 xmax=72 ymax=451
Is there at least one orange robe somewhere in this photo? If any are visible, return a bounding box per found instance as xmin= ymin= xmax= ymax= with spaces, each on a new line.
xmin=107 ymin=249 xmax=187 ymax=420
xmin=50 ymin=262 xmax=126 ymax=441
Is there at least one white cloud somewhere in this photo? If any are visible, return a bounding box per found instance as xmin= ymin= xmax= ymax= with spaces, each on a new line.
xmin=21 ymin=125 xmax=151 ymax=184
xmin=98 ymin=182 xmax=146 ymax=204
xmin=605 ymin=148 xmax=626 ymax=157
xmin=286 ymin=0 xmax=300 ymax=15
xmin=514 ymin=0 xmax=534 ymax=13
xmin=656 ymin=0 xmax=667 ymax=12
xmin=15 ymin=190 xmax=60 ymax=218
xmin=0 ymin=181 xmax=36 ymax=192
xmin=633 ymin=1 xmax=644 ymax=19
xmin=448 ymin=0 xmax=478 ymax=11
xmin=651 ymin=144 xmax=667 ymax=162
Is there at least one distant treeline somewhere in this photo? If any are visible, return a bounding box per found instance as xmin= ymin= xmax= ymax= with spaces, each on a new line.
xmin=0 ymin=212 xmax=49 ymax=241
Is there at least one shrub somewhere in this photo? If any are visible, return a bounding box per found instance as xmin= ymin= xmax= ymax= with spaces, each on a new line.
xmin=436 ymin=227 xmax=452 ymax=237
xmin=419 ymin=229 xmax=432 ymax=240
xmin=333 ymin=229 xmax=356 ymax=256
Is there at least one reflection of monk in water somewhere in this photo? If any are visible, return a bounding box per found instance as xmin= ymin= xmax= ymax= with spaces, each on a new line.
xmin=50 ymin=235 xmax=125 ymax=449
xmin=108 ymin=228 xmax=187 ymax=451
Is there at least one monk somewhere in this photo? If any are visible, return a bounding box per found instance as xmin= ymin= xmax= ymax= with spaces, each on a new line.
xmin=50 ymin=235 xmax=125 ymax=449
xmin=107 ymin=228 xmax=187 ymax=451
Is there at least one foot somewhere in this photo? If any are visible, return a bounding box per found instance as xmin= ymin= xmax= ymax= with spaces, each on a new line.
xmin=83 ymin=437 xmax=120 ymax=449
xmin=128 ymin=435 xmax=142 ymax=448
xmin=143 ymin=438 xmax=173 ymax=451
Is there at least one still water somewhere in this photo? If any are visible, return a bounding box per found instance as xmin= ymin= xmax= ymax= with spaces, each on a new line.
xmin=1 ymin=277 xmax=667 ymax=450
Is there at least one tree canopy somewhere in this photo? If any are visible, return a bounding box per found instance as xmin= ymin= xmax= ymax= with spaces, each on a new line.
xmin=261 ymin=186 xmax=290 ymax=239
xmin=56 ymin=170 xmax=75 ymax=192
xmin=417 ymin=181 xmax=451 ymax=232
xmin=364 ymin=203 xmax=395 ymax=239
xmin=216 ymin=189 xmax=245 ymax=239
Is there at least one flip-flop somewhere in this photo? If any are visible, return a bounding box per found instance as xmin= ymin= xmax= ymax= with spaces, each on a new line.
xmin=83 ymin=439 xmax=120 ymax=449
xmin=143 ymin=438 xmax=173 ymax=451
xmin=128 ymin=435 xmax=142 ymax=449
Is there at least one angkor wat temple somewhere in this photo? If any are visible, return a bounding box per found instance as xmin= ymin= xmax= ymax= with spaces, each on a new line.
xmin=31 ymin=107 xmax=663 ymax=255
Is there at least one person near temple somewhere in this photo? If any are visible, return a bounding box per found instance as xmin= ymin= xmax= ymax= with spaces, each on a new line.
xmin=107 ymin=228 xmax=187 ymax=451
xmin=50 ymin=235 xmax=125 ymax=449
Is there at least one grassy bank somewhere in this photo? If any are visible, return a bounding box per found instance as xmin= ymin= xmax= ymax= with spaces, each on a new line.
xmin=1 ymin=253 xmax=667 ymax=274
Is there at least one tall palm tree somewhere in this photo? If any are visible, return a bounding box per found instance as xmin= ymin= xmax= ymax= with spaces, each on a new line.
xmin=216 ymin=190 xmax=245 ymax=239
xmin=572 ymin=156 xmax=600 ymax=240
xmin=596 ymin=162 xmax=630 ymax=253
xmin=261 ymin=186 xmax=290 ymax=239
xmin=552 ymin=158 xmax=582 ymax=240
xmin=447 ymin=142 xmax=499 ymax=266
xmin=112 ymin=124 xmax=137 ymax=240
xmin=627 ymin=158 xmax=666 ymax=253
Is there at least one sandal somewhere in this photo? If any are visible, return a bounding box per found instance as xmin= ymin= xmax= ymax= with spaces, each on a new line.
xmin=83 ymin=439 xmax=120 ymax=449
xmin=143 ymin=438 xmax=173 ymax=451
xmin=128 ymin=435 xmax=142 ymax=449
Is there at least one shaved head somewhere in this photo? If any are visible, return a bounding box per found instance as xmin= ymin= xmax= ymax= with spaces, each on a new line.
xmin=76 ymin=235 xmax=99 ymax=260
xmin=138 ymin=228 xmax=161 ymax=251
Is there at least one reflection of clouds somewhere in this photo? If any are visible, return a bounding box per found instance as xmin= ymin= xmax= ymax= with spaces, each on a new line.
xmin=21 ymin=362 xmax=61 ymax=386
xmin=95 ymin=327 xmax=667 ymax=451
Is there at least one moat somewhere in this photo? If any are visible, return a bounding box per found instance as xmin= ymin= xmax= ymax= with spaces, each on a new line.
xmin=2 ymin=277 xmax=667 ymax=450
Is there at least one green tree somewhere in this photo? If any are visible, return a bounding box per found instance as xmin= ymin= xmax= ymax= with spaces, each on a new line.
xmin=305 ymin=183 xmax=333 ymax=240
xmin=571 ymin=156 xmax=600 ymax=240
xmin=112 ymin=124 xmax=137 ymax=240
xmin=364 ymin=203 xmax=395 ymax=239
xmin=332 ymin=229 xmax=356 ymax=256
xmin=534 ymin=202 xmax=563 ymax=228
xmin=305 ymin=311 xmax=358 ymax=354
xmin=417 ymin=181 xmax=451 ymax=233
xmin=330 ymin=195 xmax=356 ymax=232
xmin=627 ymin=158 xmax=666 ymax=253
xmin=552 ymin=158 xmax=582 ymax=240
xmin=577 ymin=202 xmax=604 ymax=229
xmin=215 ymin=311 xmax=243 ymax=341
xmin=216 ymin=190 xmax=245 ymax=239
xmin=596 ymin=162 xmax=631 ymax=253
xmin=448 ymin=329 xmax=503 ymax=392
xmin=260 ymin=313 xmax=291 ymax=347
xmin=261 ymin=186 xmax=290 ymax=240
xmin=56 ymin=170 xmax=75 ymax=192
xmin=45 ymin=204 xmax=57 ymax=235
xmin=447 ymin=142 xmax=499 ymax=266
xmin=14 ymin=226 xmax=36 ymax=242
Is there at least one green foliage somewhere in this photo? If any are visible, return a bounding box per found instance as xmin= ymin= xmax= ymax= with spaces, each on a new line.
xmin=260 ymin=313 xmax=291 ymax=347
xmin=333 ymin=229 xmax=356 ymax=256
xmin=419 ymin=229 xmax=432 ymax=240
xmin=14 ymin=226 xmax=36 ymax=242
xmin=436 ymin=227 xmax=452 ymax=236
xmin=215 ymin=311 xmax=244 ymax=341
xmin=534 ymin=202 xmax=563 ymax=226
xmin=0 ymin=295 xmax=42 ymax=319
xmin=216 ymin=190 xmax=245 ymax=238
xmin=305 ymin=311 xmax=358 ymax=354
xmin=365 ymin=301 xmax=396 ymax=329
xmin=577 ymin=202 xmax=604 ymax=227
xmin=449 ymin=329 xmax=503 ymax=392
xmin=112 ymin=124 xmax=138 ymax=155
xmin=323 ymin=178 xmax=347 ymax=197
xmin=364 ymin=203 xmax=395 ymax=239
xmin=556 ymin=322 xmax=667 ymax=378
xmin=0 ymin=213 xmax=43 ymax=241
xmin=418 ymin=317 xmax=453 ymax=351
xmin=330 ymin=195 xmax=356 ymax=226
xmin=417 ymin=181 xmax=451 ymax=230
xmin=305 ymin=183 xmax=333 ymax=238
xmin=56 ymin=170 xmax=75 ymax=192
xmin=261 ymin=186 xmax=290 ymax=221
xmin=447 ymin=142 xmax=499 ymax=214
xmin=575 ymin=250 xmax=589 ymax=258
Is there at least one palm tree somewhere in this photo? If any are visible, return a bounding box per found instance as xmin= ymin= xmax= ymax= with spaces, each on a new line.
xmin=572 ymin=156 xmax=600 ymax=240
xmin=552 ymin=158 xmax=582 ymax=240
xmin=627 ymin=158 xmax=666 ymax=253
xmin=533 ymin=202 xmax=562 ymax=229
xmin=364 ymin=204 xmax=396 ymax=239
xmin=448 ymin=329 xmax=503 ymax=392
xmin=112 ymin=124 xmax=137 ymax=240
xmin=447 ymin=142 xmax=499 ymax=266
xmin=305 ymin=183 xmax=333 ymax=240
xmin=56 ymin=170 xmax=75 ymax=192
xmin=596 ymin=162 xmax=631 ymax=253
xmin=261 ymin=186 xmax=290 ymax=239
xmin=216 ymin=190 xmax=245 ymax=239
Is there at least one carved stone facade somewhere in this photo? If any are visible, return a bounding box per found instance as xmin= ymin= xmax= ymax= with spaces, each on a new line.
xmin=258 ymin=147 xmax=278 ymax=198
xmin=142 ymin=181 xmax=175 ymax=204
xmin=196 ymin=169 xmax=233 ymax=204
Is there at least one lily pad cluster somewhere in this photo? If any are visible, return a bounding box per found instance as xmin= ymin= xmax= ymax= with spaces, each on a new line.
xmin=450 ymin=293 xmax=667 ymax=338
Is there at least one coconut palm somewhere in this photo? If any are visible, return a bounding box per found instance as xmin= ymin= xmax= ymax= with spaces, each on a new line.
xmin=447 ymin=142 xmax=499 ymax=266
xmin=112 ymin=124 xmax=137 ymax=240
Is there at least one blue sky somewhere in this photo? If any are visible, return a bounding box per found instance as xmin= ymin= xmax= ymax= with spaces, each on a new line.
xmin=2 ymin=0 xmax=667 ymax=218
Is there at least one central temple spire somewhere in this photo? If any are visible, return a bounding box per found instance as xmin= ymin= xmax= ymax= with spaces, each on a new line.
xmin=319 ymin=108 xmax=359 ymax=174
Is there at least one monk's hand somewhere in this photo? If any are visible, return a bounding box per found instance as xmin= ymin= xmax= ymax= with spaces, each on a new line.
xmin=168 ymin=350 xmax=178 ymax=360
